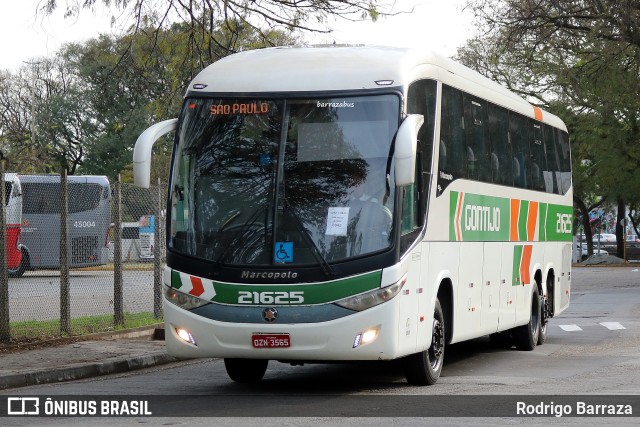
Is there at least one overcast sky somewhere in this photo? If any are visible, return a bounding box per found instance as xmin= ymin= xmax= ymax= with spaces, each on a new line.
xmin=0 ymin=0 xmax=474 ymax=71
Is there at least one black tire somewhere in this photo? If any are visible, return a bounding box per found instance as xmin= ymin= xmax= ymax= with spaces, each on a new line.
xmin=224 ymin=358 xmax=268 ymax=383
xmin=537 ymin=291 xmax=548 ymax=346
xmin=513 ymin=286 xmax=541 ymax=351
xmin=402 ymin=298 xmax=445 ymax=386
xmin=8 ymin=247 xmax=29 ymax=278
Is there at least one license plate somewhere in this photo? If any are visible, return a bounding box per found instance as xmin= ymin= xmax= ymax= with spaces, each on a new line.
xmin=252 ymin=334 xmax=291 ymax=348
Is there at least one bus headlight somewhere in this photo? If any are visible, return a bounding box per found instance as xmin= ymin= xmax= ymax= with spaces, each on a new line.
xmin=164 ymin=286 xmax=211 ymax=310
xmin=335 ymin=274 xmax=407 ymax=312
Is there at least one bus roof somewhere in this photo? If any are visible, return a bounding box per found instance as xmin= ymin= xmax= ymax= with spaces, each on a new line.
xmin=3 ymin=172 xmax=19 ymax=183
xmin=19 ymin=174 xmax=110 ymax=186
xmin=189 ymin=45 xmax=566 ymax=131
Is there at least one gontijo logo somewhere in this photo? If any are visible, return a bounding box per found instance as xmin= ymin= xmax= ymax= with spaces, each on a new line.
xmin=450 ymin=191 xmax=572 ymax=242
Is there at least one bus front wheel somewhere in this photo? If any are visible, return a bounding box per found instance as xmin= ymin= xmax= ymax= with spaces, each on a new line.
xmin=224 ymin=358 xmax=268 ymax=383
xmin=8 ymin=247 xmax=29 ymax=278
xmin=402 ymin=298 xmax=445 ymax=386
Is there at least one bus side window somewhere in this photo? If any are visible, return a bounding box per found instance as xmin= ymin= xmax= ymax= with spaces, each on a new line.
xmin=556 ymin=130 xmax=572 ymax=194
xmin=463 ymin=95 xmax=489 ymax=182
xmin=488 ymin=104 xmax=512 ymax=186
xmin=406 ymin=79 xmax=437 ymax=223
xmin=543 ymin=124 xmax=560 ymax=193
xmin=528 ymin=121 xmax=546 ymax=191
xmin=509 ymin=113 xmax=528 ymax=189
xmin=399 ymin=162 xmax=421 ymax=254
xmin=440 ymin=85 xmax=465 ymax=182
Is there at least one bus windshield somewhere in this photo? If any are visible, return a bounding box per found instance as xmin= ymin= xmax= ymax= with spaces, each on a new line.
xmin=170 ymin=94 xmax=400 ymax=266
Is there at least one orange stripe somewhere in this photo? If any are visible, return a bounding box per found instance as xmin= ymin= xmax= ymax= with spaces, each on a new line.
xmin=520 ymin=245 xmax=532 ymax=285
xmin=510 ymin=199 xmax=520 ymax=241
xmin=527 ymin=201 xmax=538 ymax=241
xmin=189 ymin=276 xmax=205 ymax=297
xmin=533 ymin=106 xmax=543 ymax=121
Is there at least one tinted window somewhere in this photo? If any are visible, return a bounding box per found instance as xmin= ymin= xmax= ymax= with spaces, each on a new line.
xmin=528 ymin=121 xmax=547 ymax=191
xmin=488 ymin=104 xmax=513 ymax=185
xmin=22 ymin=183 xmax=102 ymax=214
xmin=543 ymin=124 xmax=560 ymax=193
xmin=3 ymin=181 xmax=10 ymax=205
xmin=510 ymin=113 xmax=528 ymax=189
xmin=437 ymin=84 xmax=570 ymax=195
xmin=556 ymin=130 xmax=572 ymax=194
xmin=463 ymin=95 xmax=490 ymax=182
xmin=439 ymin=85 xmax=465 ymax=193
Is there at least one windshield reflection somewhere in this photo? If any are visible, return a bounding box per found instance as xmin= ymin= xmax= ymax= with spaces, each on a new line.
xmin=170 ymin=95 xmax=399 ymax=266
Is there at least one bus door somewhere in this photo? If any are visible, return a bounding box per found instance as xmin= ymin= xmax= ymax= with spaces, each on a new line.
xmin=481 ymin=242 xmax=501 ymax=334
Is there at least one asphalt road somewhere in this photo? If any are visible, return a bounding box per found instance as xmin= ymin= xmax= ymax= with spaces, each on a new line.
xmin=7 ymin=270 xmax=155 ymax=322
xmin=3 ymin=266 xmax=640 ymax=425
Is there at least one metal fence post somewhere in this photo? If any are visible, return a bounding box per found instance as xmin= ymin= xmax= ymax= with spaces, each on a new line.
xmin=113 ymin=174 xmax=124 ymax=327
xmin=0 ymin=160 xmax=10 ymax=342
xmin=153 ymin=178 xmax=162 ymax=319
xmin=60 ymin=168 xmax=71 ymax=335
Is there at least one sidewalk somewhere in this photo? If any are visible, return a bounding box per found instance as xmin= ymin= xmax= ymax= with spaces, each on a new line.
xmin=0 ymin=326 xmax=177 ymax=390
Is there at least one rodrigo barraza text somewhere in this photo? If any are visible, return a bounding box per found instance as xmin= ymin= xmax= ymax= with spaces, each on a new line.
xmin=516 ymin=401 xmax=632 ymax=417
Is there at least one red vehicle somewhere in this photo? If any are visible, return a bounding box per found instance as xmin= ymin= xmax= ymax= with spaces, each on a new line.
xmin=3 ymin=172 xmax=24 ymax=276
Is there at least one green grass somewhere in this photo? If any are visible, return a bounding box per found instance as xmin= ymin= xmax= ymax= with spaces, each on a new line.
xmin=8 ymin=312 xmax=162 ymax=339
xmin=76 ymin=262 xmax=157 ymax=271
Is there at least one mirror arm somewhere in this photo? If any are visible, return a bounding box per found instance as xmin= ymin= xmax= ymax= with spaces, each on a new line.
xmin=133 ymin=119 xmax=178 ymax=188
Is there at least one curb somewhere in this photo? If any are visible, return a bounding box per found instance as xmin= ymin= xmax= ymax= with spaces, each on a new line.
xmin=0 ymin=352 xmax=178 ymax=390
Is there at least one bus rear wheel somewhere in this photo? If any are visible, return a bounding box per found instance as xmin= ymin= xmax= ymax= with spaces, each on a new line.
xmin=513 ymin=286 xmax=541 ymax=351
xmin=537 ymin=291 xmax=548 ymax=345
xmin=402 ymin=298 xmax=445 ymax=385
xmin=224 ymin=358 xmax=268 ymax=383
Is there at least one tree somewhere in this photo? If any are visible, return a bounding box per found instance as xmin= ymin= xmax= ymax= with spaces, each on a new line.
xmin=0 ymin=19 xmax=298 ymax=179
xmin=460 ymin=0 xmax=640 ymax=258
xmin=40 ymin=1 xmax=392 ymax=66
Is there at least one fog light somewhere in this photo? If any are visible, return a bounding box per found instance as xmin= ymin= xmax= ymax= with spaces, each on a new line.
xmin=353 ymin=326 xmax=380 ymax=348
xmin=362 ymin=329 xmax=377 ymax=344
xmin=176 ymin=328 xmax=197 ymax=346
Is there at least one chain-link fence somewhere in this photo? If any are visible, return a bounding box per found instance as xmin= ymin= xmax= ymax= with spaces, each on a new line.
xmin=1 ymin=169 xmax=167 ymax=342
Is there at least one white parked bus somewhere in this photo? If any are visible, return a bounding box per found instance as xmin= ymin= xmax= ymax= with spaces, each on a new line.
xmin=134 ymin=46 xmax=573 ymax=385
xmin=18 ymin=174 xmax=111 ymax=273
xmin=3 ymin=172 xmax=24 ymax=276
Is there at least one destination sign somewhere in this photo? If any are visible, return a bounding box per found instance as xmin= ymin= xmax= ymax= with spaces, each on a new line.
xmin=210 ymin=102 xmax=269 ymax=115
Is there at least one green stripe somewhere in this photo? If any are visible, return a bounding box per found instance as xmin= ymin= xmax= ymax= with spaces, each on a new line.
xmin=544 ymin=204 xmax=574 ymax=241
xmin=449 ymin=191 xmax=459 ymax=241
xmin=171 ymin=270 xmax=183 ymax=289
xmin=170 ymin=270 xmax=382 ymax=305
xmin=538 ymin=203 xmax=548 ymax=241
xmin=512 ymin=245 xmax=523 ymax=287
xmin=518 ymin=200 xmax=529 ymax=241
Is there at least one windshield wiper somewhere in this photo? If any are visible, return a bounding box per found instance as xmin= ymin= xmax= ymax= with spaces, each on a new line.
xmin=282 ymin=198 xmax=335 ymax=279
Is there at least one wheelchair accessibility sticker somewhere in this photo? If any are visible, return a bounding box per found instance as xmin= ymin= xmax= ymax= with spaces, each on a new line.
xmin=274 ymin=242 xmax=294 ymax=263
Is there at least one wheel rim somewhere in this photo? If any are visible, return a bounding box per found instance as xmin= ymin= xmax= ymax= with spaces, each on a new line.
xmin=428 ymin=316 xmax=445 ymax=370
xmin=540 ymin=295 xmax=548 ymax=332
xmin=531 ymin=292 xmax=540 ymax=336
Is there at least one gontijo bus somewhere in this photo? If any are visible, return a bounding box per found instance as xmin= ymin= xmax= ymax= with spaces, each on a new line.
xmin=133 ymin=46 xmax=573 ymax=385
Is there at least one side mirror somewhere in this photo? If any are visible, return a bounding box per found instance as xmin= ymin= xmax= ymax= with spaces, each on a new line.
xmin=394 ymin=114 xmax=423 ymax=187
xmin=133 ymin=119 xmax=178 ymax=188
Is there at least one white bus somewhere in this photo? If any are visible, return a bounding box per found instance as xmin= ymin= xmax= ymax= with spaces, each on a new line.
xmin=18 ymin=174 xmax=111 ymax=273
xmin=134 ymin=46 xmax=573 ymax=385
